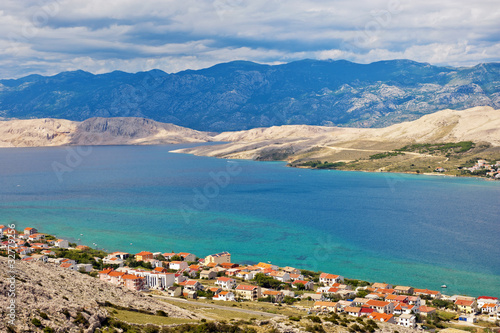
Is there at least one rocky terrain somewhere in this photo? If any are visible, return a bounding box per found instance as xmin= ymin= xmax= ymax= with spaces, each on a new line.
xmin=0 ymin=257 xmax=200 ymax=332
xmin=0 ymin=117 xmax=211 ymax=147
xmin=1 ymin=60 xmax=499 ymax=131
xmin=174 ymin=106 xmax=500 ymax=161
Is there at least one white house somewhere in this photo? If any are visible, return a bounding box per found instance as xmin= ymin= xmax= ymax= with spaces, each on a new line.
xmin=77 ymin=264 xmax=93 ymax=272
xmin=214 ymin=291 xmax=235 ymax=301
xmin=216 ymin=277 xmax=237 ymax=289
xmin=169 ymin=261 xmax=188 ymax=271
xmin=269 ymin=271 xmax=290 ymax=282
xmin=55 ymin=239 xmax=69 ymax=249
xmin=477 ymin=296 xmax=498 ymax=308
xmin=103 ymin=256 xmax=124 ymax=267
xmin=397 ymin=314 xmax=416 ymax=328
xmin=319 ymin=273 xmax=344 ymax=286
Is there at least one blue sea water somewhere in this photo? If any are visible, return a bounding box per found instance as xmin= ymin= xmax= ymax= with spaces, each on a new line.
xmin=0 ymin=144 xmax=499 ymax=296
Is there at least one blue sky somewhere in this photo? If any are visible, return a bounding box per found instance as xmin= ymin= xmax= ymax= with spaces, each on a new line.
xmin=1 ymin=0 xmax=499 ymax=78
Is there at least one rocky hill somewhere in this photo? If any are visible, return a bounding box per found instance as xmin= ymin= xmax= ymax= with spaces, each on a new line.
xmin=1 ymin=60 xmax=499 ymax=131
xmin=0 ymin=117 xmax=211 ymax=147
xmin=0 ymin=257 xmax=199 ymax=332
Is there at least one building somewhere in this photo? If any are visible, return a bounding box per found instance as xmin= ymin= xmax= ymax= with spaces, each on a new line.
xmin=394 ymin=286 xmax=414 ymax=295
xmin=263 ymin=290 xmax=284 ymax=303
xmin=24 ymin=227 xmax=38 ymax=236
xmin=372 ymin=283 xmax=393 ymax=289
xmin=313 ymin=301 xmax=338 ymax=313
xmin=414 ymin=288 xmax=441 ymax=299
xmin=269 ymin=271 xmax=290 ymax=282
xmin=397 ymin=314 xmax=416 ymax=328
xmin=481 ymin=303 xmax=498 ymax=314
xmin=177 ymin=252 xmax=196 ymax=262
xmin=169 ymin=261 xmax=188 ymax=271
xmin=204 ymin=252 xmax=231 ymax=265
xmin=200 ymin=270 xmax=217 ymax=279
xmin=292 ymin=280 xmax=314 ymax=290
xmin=122 ymin=274 xmax=145 ymax=291
xmin=366 ymin=300 xmax=395 ymax=314
xmin=179 ymin=280 xmax=203 ymax=291
xmin=477 ymin=296 xmax=498 ymax=308
xmin=455 ymin=299 xmax=477 ymax=314
xmin=235 ymin=284 xmax=261 ymax=301
xmin=135 ymin=251 xmax=153 ymax=261
xmin=319 ymin=273 xmax=344 ymax=286
xmin=76 ymin=264 xmax=92 ymax=272
xmin=167 ymin=286 xmax=182 ymax=297
xmin=345 ymin=306 xmax=362 ymax=317
xmin=419 ymin=306 xmax=437 ymax=316
xmin=369 ymin=312 xmax=395 ymax=323
xmin=214 ymin=291 xmax=235 ymax=301
xmin=55 ymin=239 xmax=69 ymax=249
xmin=216 ymin=277 xmax=237 ymax=290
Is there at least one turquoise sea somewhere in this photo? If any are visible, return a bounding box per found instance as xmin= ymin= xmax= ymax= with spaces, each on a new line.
xmin=0 ymin=145 xmax=499 ymax=297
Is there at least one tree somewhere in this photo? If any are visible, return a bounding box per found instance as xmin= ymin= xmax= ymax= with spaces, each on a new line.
xmin=170 ymin=255 xmax=182 ymax=262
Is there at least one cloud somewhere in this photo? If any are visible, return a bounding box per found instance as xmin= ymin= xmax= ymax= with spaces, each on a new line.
xmin=0 ymin=0 xmax=498 ymax=78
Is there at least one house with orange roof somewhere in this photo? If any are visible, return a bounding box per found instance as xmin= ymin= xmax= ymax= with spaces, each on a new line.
xmin=282 ymin=266 xmax=301 ymax=275
xmin=0 ymin=225 xmax=7 ymax=234
xmin=414 ymin=288 xmax=441 ymax=299
xmin=263 ymin=290 xmax=284 ymax=303
xmin=455 ymin=299 xmax=477 ymax=313
xmin=179 ymin=280 xmax=203 ymax=291
xmin=477 ymin=296 xmax=499 ymax=308
xmin=481 ymin=303 xmax=499 ymax=314
xmin=216 ymin=276 xmax=237 ymax=289
xmin=292 ymin=280 xmax=314 ymax=290
xmin=366 ymin=300 xmax=395 ymax=314
xmin=236 ymin=271 xmax=254 ymax=281
xmin=28 ymin=233 xmax=44 ymax=241
xmin=21 ymin=256 xmax=34 ymax=262
xmin=208 ymin=287 xmax=222 ymax=294
xmin=103 ymin=256 xmax=124 ymax=267
xmin=55 ymin=239 xmax=69 ymax=249
xmin=24 ymin=227 xmax=38 ymax=236
xmin=385 ymin=294 xmax=408 ymax=303
xmin=108 ymin=271 xmax=126 ymax=285
xmin=41 ymin=250 xmax=55 ymax=256
xmin=289 ymin=273 xmax=305 ymax=281
xmin=75 ymin=245 xmax=90 ymax=251
xmin=214 ymin=290 xmax=235 ymax=301
xmin=153 ymin=267 xmax=169 ymax=273
xmin=162 ymin=252 xmax=176 ymax=260
xmin=177 ymin=252 xmax=196 ymax=262
xmin=418 ymin=306 xmax=436 ymax=316
xmin=257 ymin=262 xmax=279 ymax=270
xmin=376 ymin=288 xmax=395 ymax=295
xmin=313 ymin=301 xmax=338 ymax=313
xmin=394 ymin=303 xmax=416 ymax=315
xmin=407 ymin=296 xmax=422 ymax=307
xmin=135 ymin=251 xmax=153 ymax=261
xmin=220 ymin=262 xmax=238 ymax=269
xmin=59 ymin=262 xmax=77 ymax=270
xmin=369 ymin=312 xmax=395 ymax=323
xmin=235 ymin=284 xmax=261 ymax=301
xmin=319 ymin=273 xmax=344 ymax=286
xmin=122 ymin=274 xmax=145 ymax=291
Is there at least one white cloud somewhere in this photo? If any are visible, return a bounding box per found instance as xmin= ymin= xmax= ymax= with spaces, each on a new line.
xmin=0 ymin=0 xmax=498 ymax=78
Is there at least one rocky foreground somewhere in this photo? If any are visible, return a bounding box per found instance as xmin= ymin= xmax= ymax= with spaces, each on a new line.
xmin=0 ymin=257 xmax=200 ymax=332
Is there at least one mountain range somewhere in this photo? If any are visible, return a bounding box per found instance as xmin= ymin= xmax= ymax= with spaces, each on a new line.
xmin=1 ymin=60 xmax=499 ymax=131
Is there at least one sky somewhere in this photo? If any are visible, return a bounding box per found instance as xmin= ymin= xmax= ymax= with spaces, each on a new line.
xmin=0 ymin=0 xmax=499 ymax=78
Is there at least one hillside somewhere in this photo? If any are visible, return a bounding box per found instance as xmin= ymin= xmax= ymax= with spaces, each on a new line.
xmin=1 ymin=60 xmax=500 ymax=131
xmin=0 ymin=117 xmax=211 ymax=147
xmin=174 ymin=106 xmax=500 ymax=176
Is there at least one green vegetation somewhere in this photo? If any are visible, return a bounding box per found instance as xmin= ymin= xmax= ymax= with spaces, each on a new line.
xmin=369 ymin=152 xmax=405 ymax=159
xmin=295 ymin=160 xmax=346 ymax=169
xmin=52 ymin=248 xmax=108 ymax=269
xmin=31 ymin=318 xmax=42 ymax=327
xmin=252 ymin=273 xmax=283 ymax=289
xmin=395 ymin=141 xmax=475 ymax=154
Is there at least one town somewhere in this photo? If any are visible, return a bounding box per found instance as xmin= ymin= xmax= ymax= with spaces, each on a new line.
xmin=2 ymin=224 xmax=499 ymax=332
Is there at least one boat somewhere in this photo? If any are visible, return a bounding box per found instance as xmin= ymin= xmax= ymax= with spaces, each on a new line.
xmin=441 ymin=285 xmax=447 ymax=288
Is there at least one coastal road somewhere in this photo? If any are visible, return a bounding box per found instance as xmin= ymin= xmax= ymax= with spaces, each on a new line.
xmin=152 ymin=295 xmax=286 ymax=318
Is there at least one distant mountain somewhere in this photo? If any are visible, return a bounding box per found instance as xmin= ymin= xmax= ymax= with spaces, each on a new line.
xmin=1 ymin=60 xmax=499 ymax=131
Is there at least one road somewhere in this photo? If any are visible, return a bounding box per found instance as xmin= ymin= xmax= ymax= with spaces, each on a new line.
xmin=152 ymin=295 xmax=285 ymax=318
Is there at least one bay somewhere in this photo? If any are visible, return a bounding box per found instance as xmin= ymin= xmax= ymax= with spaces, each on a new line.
xmin=0 ymin=144 xmax=499 ymax=296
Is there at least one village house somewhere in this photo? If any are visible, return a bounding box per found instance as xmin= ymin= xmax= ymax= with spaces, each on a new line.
xmin=219 ymin=262 xmax=238 ymax=269
xmin=385 ymin=294 xmax=409 ymax=304
xmin=372 ymin=283 xmax=393 ymax=289
xmin=366 ymin=300 xmax=395 ymax=314
xmin=24 ymin=227 xmax=38 ymax=236
xmin=162 ymin=252 xmax=176 ymax=260
xmin=179 ymin=280 xmax=203 ymax=291
xmin=103 ymin=256 xmax=124 ymax=267
xmin=319 ymin=273 xmax=344 ymax=286
xmin=59 ymin=262 xmax=77 ymax=270
xmin=256 ymin=262 xmax=279 ymax=271
xmin=289 ymin=273 xmax=305 ymax=281
xmin=302 ymin=293 xmax=326 ymax=302
xmin=313 ymin=301 xmax=338 ymax=313
xmin=345 ymin=306 xmax=362 ymax=317
xmin=414 ymin=288 xmax=441 ymax=299
xmin=394 ymin=303 xmax=417 ymax=315
xmin=418 ymin=306 xmax=437 ymax=316
xmin=122 ymin=274 xmax=145 ymax=291
xmin=204 ymin=251 xmax=231 ymax=265
xmin=282 ymin=266 xmax=301 ymax=275
xmin=262 ymin=290 xmax=284 ymax=303
xmin=77 ymin=263 xmax=93 ymax=272
xmin=369 ymin=312 xmax=395 ymax=323
xmin=397 ymin=314 xmax=416 ymax=328
xmin=352 ymin=298 xmax=370 ymax=307
xmin=269 ymin=270 xmax=290 ymax=282
xmin=407 ymin=296 xmax=422 ymax=307
xmin=167 ymin=286 xmax=182 ymax=297
xmin=237 ymin=271 xmax=254 ymax=280
xmin=455 ymin=299 xmax=477 ymax=313
xmin=55 ymin=239 xmax=69 ymax=249
xmin=477 ymin=296 xmax=498 ymax=308
xmin=135 ymin=251 xmax=153 ymax=261
xmin=169 ymin=261 xmax=188 ymax=271
xmin=214 ymin=291 xmax=235 ymax=301
xmin=292 ymin=280 xmax=314 ymax=290
xmin=31 ymin=254 xmax=48 ymax=262
xmin=216 ymin=276 xmax=237 ymax=289
xmin=200 ymin=270 xmax=217 ymax=280
xmin=28 ymin=234 xmax=45 ymax=241
xmin=75 ymin=245 xmax=90 ymax=251
xmin=235 ymin=284 xmax=261 ymax=301
xmin=177 ymin=252 xmax=196 ymax=262
xmin=481 ymin=303 xmax=499 ymax=314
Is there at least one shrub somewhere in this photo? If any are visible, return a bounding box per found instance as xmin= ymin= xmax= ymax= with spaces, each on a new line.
xmin=39 ymin=312 xmax=49 ymax=320
xmin=31 ymin=318 xmax=42 ymax=327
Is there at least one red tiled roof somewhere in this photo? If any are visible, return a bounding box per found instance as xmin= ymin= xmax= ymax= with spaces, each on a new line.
xmin=455 ymin=299 xmax=475 ymax=306
xmin=320 ymin=273 xmax=340 ymax=279
xmin=108 ymin=271 xmax=125 ymax=277
xmin=136 ymin=251 xmax=153 ymax=256
xmin=122 ymin=274 xmax=143 ymax=280
xmin=366 ymin=300 xmax=390 ymax=307
xmin=99 ymin=268 xmax=114 ymax=274
xmin=217 ymin=277 xmax=234 ymax=282
xmin=236 ymin=284 xmax=258 ymax=291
